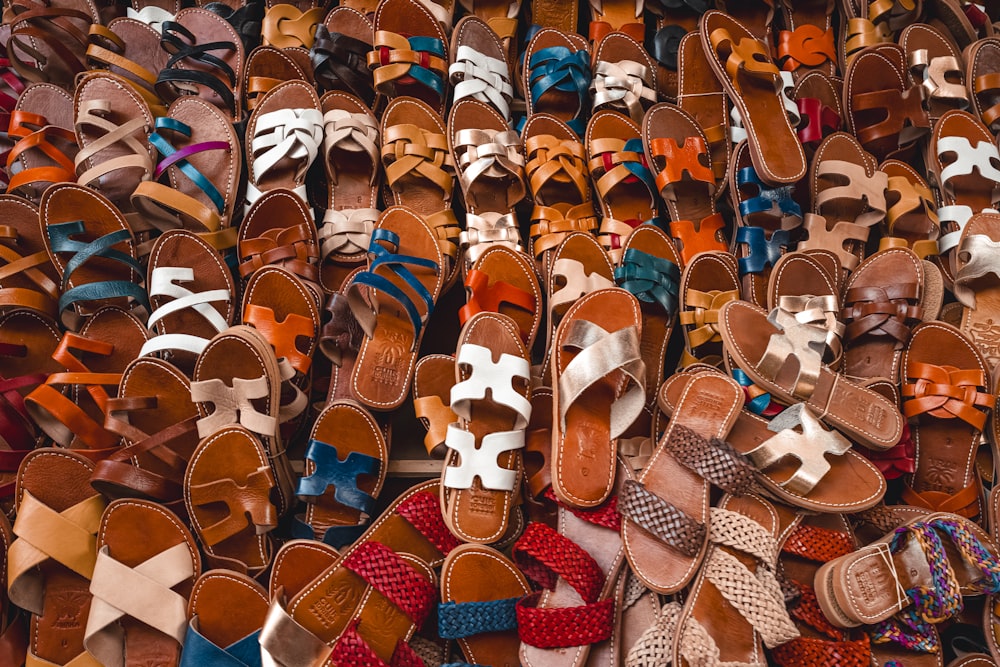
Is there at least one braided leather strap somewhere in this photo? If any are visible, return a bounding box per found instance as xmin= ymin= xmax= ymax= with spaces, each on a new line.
xmin=513 ymin=522 xmax=604 ymax=601
xmin=342 ymin=541 xmax=436 ymax=627
xmin=543 ymin=487 xmax=622 ymax=531
xmin=782 ymin=524 xmax=854 ymax=563
xmin=516 ymin=593 xmax=614 ymax=649
xmin=331 ymin=621 xmax=427 ymax=667
xmin=438 ymin=597 xmax=519 ymax=639
xmin=771 ymin=632 xmax=870 ymax=667
xmin=619 ymin=479 xmax=705 ymax=557
xmin=663 ymin=424 xmax=755 ymax=494
xmin=841 ymin=284 xmax=921 ymax=346
xmin=396 ymin=491 xmax=461 ymax=556
xmin=625 ymin=601 xmax=681 ymax=667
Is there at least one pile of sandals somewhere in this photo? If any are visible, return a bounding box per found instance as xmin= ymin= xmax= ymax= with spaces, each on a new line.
xmin=4 ymin=0 xmax=1000 ymax=664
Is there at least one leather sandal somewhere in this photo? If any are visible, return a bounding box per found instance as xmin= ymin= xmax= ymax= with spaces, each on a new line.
xmin=586 ymin=109 xmax=659 ymax=264
xmin=439 ymin=543 xmax=530 ymax=666
xmin=953 ymin=212 xmax=1000 ymax=370
xmin=7 ymin=448 xmax=106 ymax=667
xmin=84 ymin=498 xmax=200 ymax=666
xmin=317 ymin=91 xmax=379 ymax=294
xmin=899 ymin=22 xmax=971 ymax=123
xmin=347 ymin=206 xmax=445 ymax=412
xmin=931 ymin=109 xmax=1000 ymax=266
xmin=621 ymin=372 xmax=747 ymax=593
xmin=196 ymin=0 xmax=265 ymax=54
xmin=141 ymin=229 xmax=235 ymax=374
xmin=719 ymin=298 xmax=905 ymax=450
xmin=590 ymin=32 xmax=656 ymax=124
xmin=87 ymin=356 xmax=199 ymax=517
xmin=675 ymin=30 xmax=730 ymax=188
xmin=776 ymin=0 xmax=838 ymax=80
xmin=459 ymin=243 xmax=542 ymax=350
xmin=381 ymin=96 xmax=461 ymax=285
xmin=179 ymin=570 xmax=269 ymax=667
xmin=767 ymin=250 xmax=844 ymax=368
xmin=672 ymin=493 xmax=800 ymax=667
xmin=292 ymin=399 xmax=387 ymax=548
xmin=588 ymin=0 xmax=644 ymax=43
xmin=85 ymin=18 xmax=169 ymax=118
xmin=551 ymin=287 xmax=644 ymax=508
xmin=844 ymin=42 xmax=931 ymax=162
xmin=522 ymin=113 xmax=598 ymax=274
xmin=24 ymin=306 xmax=148 ymax=459
xmin=925 ymin=0 xmax=980 ymax=49
xmin=517 ymin=460 xmax=632 ymax=667
xmin=798 ymin=131 xmax=887 ymax=273
xmin=442 ymin=311 xmax=530 ymax=543
xmin=245 ymin=42 xmax=309 ymax=109
xmin=791 ymin=70 xmax=843 ymax=156
xmin=72 ymin=70 xmax=154 ymax=208
xmin=0 ymin=195 xmax=59 ymax=319
xmin=261 ymin=1 xmax=323 ymax=49
xmin=614 ymin=224 xmax=681 ymax=403
xmin=450 ymin=16 xmax=514 ymax=122
xmin=644 ymin=102 xmax=728 ymax=266
xmin=841 ymin=247 xmax=926 ymax=382
xmin=243 ymin=78 xmax=323 ymax=210
xmin=413 ymin=353 xmax=458 ymax=457
xmin=523 ymin=28 xmax=592 ymax=136
xmin=156 ymin=7 xmax=246 ymax=121
xmin=318 ymin=278 xmax=367 ymax=404
xmin=678 ymin=250 xmax=740 ymax=368
xmin=39 ymin=182 xmax=149 ymax=330
xmin=368 ymin=0 xmax=450 ymax=114
xmin=700 ymin=10 xmax=808 ymax=185
xmin=0 ymin=511 xmax=26 ymax=667
xmin=967 ymin=36 xmax=1000 ymax=135
xmin=879 ymin=158 xmax=943 ymax=260
xmin=184 ymin=424 xmax=278 ymax=577
xmin=5 ymin=0 xmax=98 ymax=89
xmin=729 ymin=139 xmax=803 ymax=307
xmin=131 ymin=96 xmax=242 ymax=248
xmin=5 ymin=83 xmax=78 ymax=203
xmin=310 ymin=6 xmax=375 ymax=108
xmin=901 ymin=321 xmax=994 ymax=518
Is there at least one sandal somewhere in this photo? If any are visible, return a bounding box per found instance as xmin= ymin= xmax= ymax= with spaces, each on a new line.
xmin=953 ymin=212 xmax=1000 ymax=369
xmin=39 ymin=182 xmax=149 ymax=330
xmin=590 ymin=32 xmax=656 ymax=124
xmin=450 ymin=15 xmax=514 ymax=122
xmin=678 ymin=250 xmax=741 ymax=367
xmin=5 ymin=83 xmax=78 ymax=203
xmin=439 ymin=544 xmax=530 ymax=666
xmin=347 ymin=206 xmax=445 ymax=412
xmin=967 ymin=36 xmax=1000 ymax=134
xmin=792 ymin=70 xmax=843 ymax=155
xmin=85 ymin=18 xmax=169 ymax=118
xmin=0 ymin=195 xmax=60 ymax=319
xmin=7 ymin=449 xmax=106 ymax=666
xmin=901 ymin=321 xmax=994 ymax=518
xmin=261 ymin=2 xmax=324 ymax=49
xmin=84 ymin=498 xmax=200 ymax=666
xmin=879 ymin=158 xmax=943 ymax=260
xmin=551 ymin=287 xmax=644 ymax=508
xmin=899 ymin=22 xmax=971 ymax=123
xmin=675 ymin=30 xmax=729 ymax=188
xmin=413 ymin=353 xmax=458 ymax=457
xmin=767 ymin=250 xmax=844 ymax=368
xmin=5 ymin=0 xmax=98 ymax=89
xmin=719 ymin=298 xmax=905 ymax=449
xmin=643 ymin=102 xmax=728 ymax=266
xmin=180 ymin=570 xmax=269 ymax=667
xmin=442 ymin=311 xmax=531 ymax=543
xmin=700 ymin=9 xmax=807 ymax=184
xmin=460 ymin=243 xmax=542 ymax=352
xmin=310 ymin=7 xmax=375 ymax=107
xmin=523 ymin=28 xmax=592 ymax=136
xmin=588 ymin=0 xmax=644 ymax=43
xmin=775 ymin=0 xmax=837 ymax=79
xmin=244 ymin=45 xmax=308 ymax=110
xmin=292 ymin=399 xmax=387 ymax=548
xmin=141 ymin=229 xmax=235 ymax=374
xmin=621 ymin=372 xmax=748 ymax=593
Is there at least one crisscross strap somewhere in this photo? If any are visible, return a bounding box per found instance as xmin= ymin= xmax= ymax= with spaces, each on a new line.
xmin=8 ymin=490 xmax=105 ymax=613
xmin=649 ymin=135 xmax=714 ymax=200
xmin=190 ymin=373 xmax=276 ymax=438
xmin=238 ymin=223 xmax=320 ymax=284
xmin=758 ymin=305 xmax=827 ymax=399
xmin=86 ymin=25 xmax=166 ymax=115
xmin=528 ymin=46 xmax=591 ymax=128
xmin=450 ymin=342 xmax=530 ymax=424
xmin=157 ymin=21 xmax=237 ymax=114
xmin=514 ymin=521 xmax=613 ymax=648
xmin=454 ymin=128 xmax=525 ymax=205
xmin=73 ymin=100 xmax=153 ymax=188
xmin=662 ymin=424 xmax=756 ymax=493
xmin=85 ymin=542 xmax=193 ymax=664
xmin=679 ymin=287 xmax=739 ymax=348
xmin=346 ymin=228 xmax=440 ymax=346
xmin=243 ymin=304 xmax=314 ymax=375
xmin=558 ymin=318 xmax=644 ymax=439
xmin=709 ymin=28 xmax=782 ymax=96
xmin=619 ymin=478 xmax=706 ymax=557
xmin=955 ymin=233 xmax=1000 ymax=308
xmin=188 ymin=464 xmax=278 ymax=545
xmin=0 ymin=223 xmax=60 ymax=316
xmin=311 ymin=26 xmax=375 ymax=107
xmin=747 ymin=403 xmax=851 ymax=495
xmin=395 ymin=490 xmax=461 ymax=556
xmin=777 ymin=24 xmax=835 ymax=71
xmin=367 ymin=31 xmax=447 ymax=101
xmin=937 ymin=135 xmax=1000 ymax=201
xmin=902 ymin=361 xmax=994 ymax=430
xmin=908 ymin=50 xmax=969 ymax=108
xmin=7 ymin=1 xmax=91 ymax=83
xmin=443 ymin=425 xmax=523 ymax=491
xmin=296 ymin=439 xmax=379 ymax=514
xmin=46 ymin=220 xmax=150 ymax=324
xmin=529 ymin=204 xmax=599 ymax=258
xmin=329 ymin=620 xmax=426 ymax=667
xmin=736 ymin=226 xmax=795 ymax=277
xmin=614 ymin=247 xmax=679 ymax=315
xmin=590 ymin=58 xmax=655 ymax=121
xmin=140 ymin=266 xmax=230 ymax=358
xmin=381 ymin=122 xmax=455 ymax=199
xmin=320 ymin=207 xmax=379 ymax=259
xmin=796 ymin=97 xmax=840 ymax=146
xmin=181 ymin=621 xmax=261 ymax=667
xmin=323 ymin=109 xmax=378 ymax=186
xmin=261 ymin=4 xmax=324 ymax=49
xmin=736 ymin=165 xmax=802 ymax=228
xmin=525 ymin=133 xmax=589 ymax=202
xmin=458 ymin=268 xmax=536 ymax=338
xmin=841 ymin=282 xmax=921 ymax=346
xmin=625 ymin=601 xmax=682 ymax=667
xmin=775 ymin=294 xmax=843 ymax=362
xmin=549 ymin=257 xmax=615 ymax=311
xmin=462 ymin=213 xmax=523 ymax=263
xmin=342 ymin=540 xmax=436 ymax=626
xmin=589 ymin=137 xmax=657 ymax=205
xmin=248 ymin=107 xmax=324 ymax=203
xmin=798 ymin=213 xmax=869 ymax=272
xmin=815 ymin=160 xmax=888 ymax=228
xmin=438 ymin=595 xmax=519 ymax=639
xmin=6 ymin=110 xmax=77 ymax=195
xmin=852 ymin=84 xmax=929 ymax=149
xmin=449 ymin=45 xmax=513 ymax=120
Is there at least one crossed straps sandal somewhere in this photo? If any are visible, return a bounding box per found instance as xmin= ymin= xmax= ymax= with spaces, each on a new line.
xmin=311 ymin=7 xmax=375 ymax=107
xmin=261 ymin=2 xmax=324 ymax=49
xmin=5 ymin=84 xmax=77 ymax=201
xmin=5 ymin=0 xmax=97 ymax=88
xmin=590 ymin=32 xmax=657 ymax=124
xmin=85 ymin=19 xmax=169 ymax=118
xmin=450 ymin=16 xmax=514 ymax=122
xmin=523 ymin=28 xmax=592 ymax=136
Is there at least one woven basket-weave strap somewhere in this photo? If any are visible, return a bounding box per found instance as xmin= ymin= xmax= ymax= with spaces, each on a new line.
xmin=512 ymin=522 xmax=604 ymax=601
xmin=624 ymin=600 xmax=681 ymax=667
xmin=330 ymin=620 xmax=426 ymax=667
xmin=781 ymin=523 xmax=854 ymax=563
xmin=786 ymin=581 xmax=847 ymax=640
xmin=618 ymin=479 xmax=705 ymax=557
xmin=770 ymin=632 xmax=871 ymax=667
xmin=437 ymin=596 xmax=519 ymax=639
xmin=543 ymin=487 xmax=622 ymax=530
xmin=342 ymin=541 xmax=436 ymax=627
xmin=515 ymin=592 xmax=614 ymax=649
xmin=663 ymin=424 xmax=755 ymax=494
xmin=396 ymin=490 xmax=461 ymax=556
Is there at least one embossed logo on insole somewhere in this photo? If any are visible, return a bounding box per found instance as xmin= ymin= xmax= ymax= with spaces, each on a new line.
xmin=373 ymin=330 xmax=407 ymax=386
xmin=310 ymin=580 xmax=362 ymax=629
xmin=470 ymin=492 xmax=496 ymax=515
xmin=51 ymin=588 xmax=90 ymax=630
xmin=970 ymin=320 xmax=1000 ymax=367
xmin=855 ymin=565 xmax=889 ymax=607
xmin=853 ymin=401 xmax=886 ymax=429
xmin=690 ymin=390 xmax=724 ymax=421
xmin=923 ymin=456 xmax=957 ymax=493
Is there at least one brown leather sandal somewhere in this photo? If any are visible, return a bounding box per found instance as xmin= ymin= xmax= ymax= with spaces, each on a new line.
xmin=5 ymin=83 xmax=78 ymax=203
xmin=678 ymin=250 xmax=740 ymax=368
